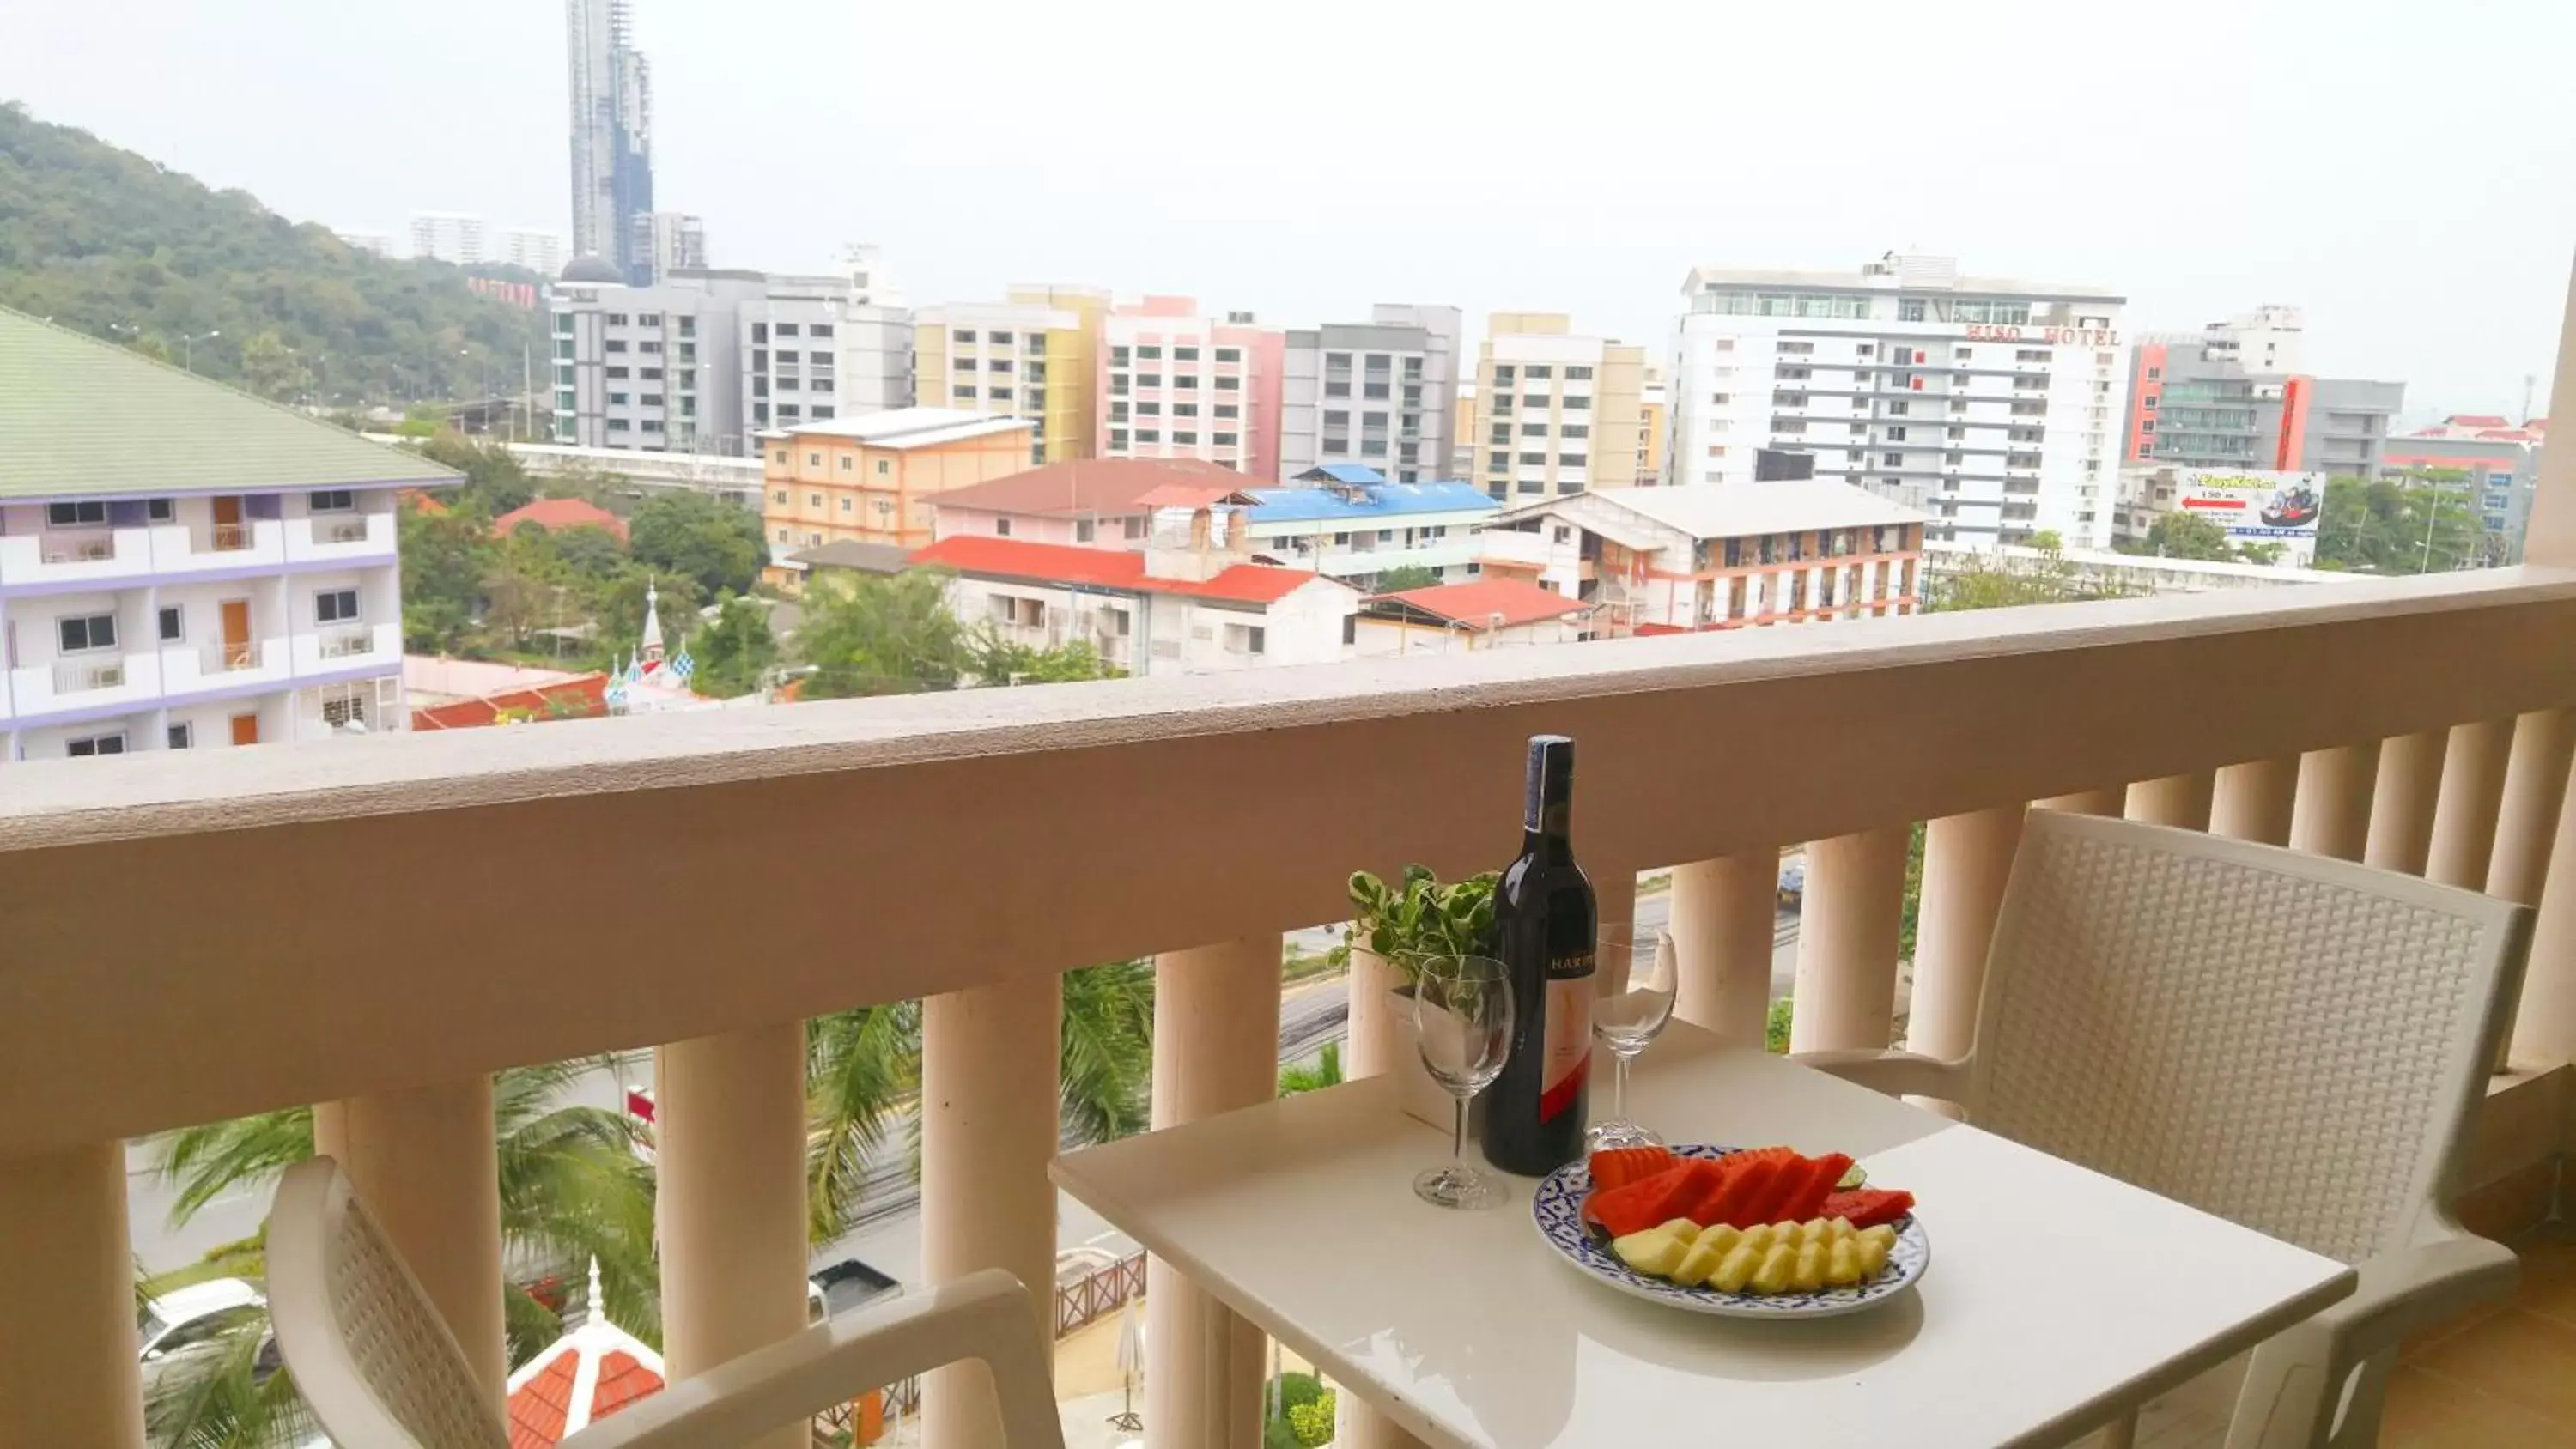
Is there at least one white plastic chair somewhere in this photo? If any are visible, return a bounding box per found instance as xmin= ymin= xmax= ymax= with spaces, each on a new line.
xmin=266 ymin=1155 xmax=1066 ymax=1448
xmin=1797 ymin=809 xmax=2527 ymax=1449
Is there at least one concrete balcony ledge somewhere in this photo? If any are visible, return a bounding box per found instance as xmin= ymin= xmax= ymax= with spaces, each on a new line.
xmin=282 ymin=512 xmax=396 ymax=563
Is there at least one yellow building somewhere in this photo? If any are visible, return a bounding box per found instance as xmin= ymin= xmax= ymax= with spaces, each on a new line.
xmin=1465 ymin=312 xmax=1649 ymax=500
xmin=1638 ymin=363 xmax=1668 ymax=486
xmin=913 ymin=285 xmax=1109 ymax=467
xmin=758 ymin=408 xmax=1036 ymax=585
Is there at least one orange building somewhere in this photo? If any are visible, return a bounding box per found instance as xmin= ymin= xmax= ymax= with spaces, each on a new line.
xmin=760 ymin=408 xmax=1037 ymax=583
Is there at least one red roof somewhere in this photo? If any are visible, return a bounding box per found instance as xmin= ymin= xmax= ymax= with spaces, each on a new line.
xmin=410 ymin=674 xmax=611 ymax=731
xmin=1370 ymin=579 xmax=1590 ymax=631
xmin=911 ymin=535 xmax=1341 ymax=604
xmin=507 ymin=1354 xmax=577 ymax=1449
xmin=2448 ymin=415 xmax=2510 ymax=427
xmin=588 ymin=1350 xmax=661 ymax=1422
xmin=933 ymin=458 xmax=1260 ymax=518
xmin=1133 ymin=482 xmax=1255 ymax=509
xmin=495 ymin=497 xmax=629 ymax=542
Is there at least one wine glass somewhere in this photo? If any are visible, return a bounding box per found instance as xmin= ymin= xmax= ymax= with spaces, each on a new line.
xmin=1412 ymin=953 xmax=1515 ymax=1210
xmin=1587 ymin=925 xmax=1678 ymax=1151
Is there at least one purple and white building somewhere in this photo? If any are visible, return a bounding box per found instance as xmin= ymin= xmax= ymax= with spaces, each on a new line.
xmin=0 ymin=309 xmax=451 ymax=761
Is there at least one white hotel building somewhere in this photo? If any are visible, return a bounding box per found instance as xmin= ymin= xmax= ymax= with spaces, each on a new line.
xmin=0 ymin=310 xmax=438 ymax=761
xmin=1669 ymin=252 xmax=2129 ymax=549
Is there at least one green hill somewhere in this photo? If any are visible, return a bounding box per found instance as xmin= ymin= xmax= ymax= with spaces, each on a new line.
xmin=0 ymin=100 xmax=545 ymax=407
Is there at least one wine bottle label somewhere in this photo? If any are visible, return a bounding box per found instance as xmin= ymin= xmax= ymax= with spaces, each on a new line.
xmin=1540 ymin=955 xmax=1594 ymax=1124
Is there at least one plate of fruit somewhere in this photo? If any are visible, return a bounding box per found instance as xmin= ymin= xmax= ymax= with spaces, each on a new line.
xmin=1530 ymin=1143 xmax=1929 ymax=1319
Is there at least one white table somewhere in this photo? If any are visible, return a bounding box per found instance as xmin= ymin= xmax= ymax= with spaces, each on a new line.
xmin=1050 ymin=1023 xmax=2354 ymax=1448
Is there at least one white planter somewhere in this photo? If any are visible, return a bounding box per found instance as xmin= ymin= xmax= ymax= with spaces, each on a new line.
xmin=1349 ymin=946 xmax=1474 ymax=1136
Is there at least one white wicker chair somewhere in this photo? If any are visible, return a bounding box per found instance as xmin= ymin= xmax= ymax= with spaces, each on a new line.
xmin=266 ymin=1155 xmax=1066 ymax=1448
xmin=1796 ymin=809 xmax=2528 ymax=1449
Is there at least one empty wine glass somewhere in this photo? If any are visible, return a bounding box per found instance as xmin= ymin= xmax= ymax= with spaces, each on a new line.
xmin=1412 ymin=953 xmax=1516 ymax=1210
xmin=1587 ymin=925 xmax=1678 ymax=1151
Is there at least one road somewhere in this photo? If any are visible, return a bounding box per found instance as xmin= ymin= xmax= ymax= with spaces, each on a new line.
xmin=130 ymin=903 xmax=1806 ymax=1282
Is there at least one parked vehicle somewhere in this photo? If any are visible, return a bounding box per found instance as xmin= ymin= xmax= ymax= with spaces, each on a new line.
xmin=1777 ymin=858 xmax=1807 ymax=910
xmin=139 ymin=1278 xmax=266 ymax=1365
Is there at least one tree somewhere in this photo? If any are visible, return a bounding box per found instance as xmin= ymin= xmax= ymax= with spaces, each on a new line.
xmin=1279 ymin=1041 xmax=1345 ymax=1097
xmin=236 ymin=330 xmax=307 ymax=403
xmin=397 ymin=507 xmax=492 ymax=653
xmin=2130 ymin=511 xmax=2236 ymax=561
xmin=143 ymin=1060 xmax=659 ymax=1443
xmin=2314 ymin=474 xmax=2488 ymax=574
xmin=629 ymin=491 xmax=768 ymax=598
xmin=418 ymin=432 xmax=537 ymax=515
xmin=804 ymin=961 xmax=1156 ymax=1244
xmin=797 ymin=569 xmax=969 ymax=697
xmin=1370 ymin=564 xmax=1441 ymax=593
xmin=589 ymin=568 xmax=701 ymax=668
xmin=692 ymin=593 xmax=779 ymax=698
xmin=968 ymin=631 xmax=1113 ymax=686
xmin=1927 ymin=537 xmax=2125 ymax=611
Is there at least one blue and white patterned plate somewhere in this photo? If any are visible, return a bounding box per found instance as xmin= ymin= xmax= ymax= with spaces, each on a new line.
xmin=1530 ymin=1143 xmax=1931 ymax=1319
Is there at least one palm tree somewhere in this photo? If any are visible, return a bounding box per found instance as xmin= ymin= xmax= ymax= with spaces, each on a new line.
xmin=1278 ymin=1041 xmax=1344 ymax=1097
xmin=805 ymin=961 xmax=1157 ymax=1245
xmin=142 ymin=1058 xmax=656 ymax=1446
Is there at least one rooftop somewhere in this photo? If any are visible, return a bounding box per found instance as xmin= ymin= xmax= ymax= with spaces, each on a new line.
xmin=760 ymin=408 xmax=1032 ymax=450
xmin=1496 ymin=482 xmax=1928 ymax=542
xmin=933 ymin=458 xmax=1260 ymax=519
xmin=911 ymin=534 xmax=1347 ymax=605
xmin=786 ymin=538 xmax=914 ymax=575
xmin=1366 ymin=578 xmax=1592 ymax=631
xmin=0 ymin=306 xmax=459 ymax=500
xmin=1247 ymin=478 xmax=1499 ymax=524
xmin=1680 ymin=252 xmax=2124 ymax=303
xmin=495 ymin=497 xmax=628 ymax=541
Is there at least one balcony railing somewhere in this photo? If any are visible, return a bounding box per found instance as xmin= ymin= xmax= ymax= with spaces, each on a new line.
xmin=316 ymin=515 xmax=372 ymax=545
xmin=50 ymin=657 xmax=125 ymax=693
xmin=202 ymin=639 xmax=261 ymax=674
xmin=7 ymin=563 xmax=2576 ymax=1441
xmin=38 ymin=529 xmax=113 ymax=564
xmin=197 ymin=521 xmax=256 ymax=552
xmin=316 ymin=624 xmax=372 ymax=659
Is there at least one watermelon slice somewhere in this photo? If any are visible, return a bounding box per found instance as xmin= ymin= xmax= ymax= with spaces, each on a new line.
xmin=1587 ymin=1144 xmax=1677 ymax=1191
xmin=1773 ymin=1152 xmax=1855 ymax=1224
xmin=1696 ymin=1149 xmax=1795 ymax=1227
xmin=1820 ymin=1187 xmax=1916 ymax=1230
xmin=1589 ymin=1164 xmax=1700 ymax=1238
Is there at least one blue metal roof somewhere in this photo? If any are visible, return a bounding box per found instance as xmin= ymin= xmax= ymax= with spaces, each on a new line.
xmin=1300 ymin=463 xmax=1387 ymax=486
xmin=1248 ymin=479 xmax=1501 ymax=524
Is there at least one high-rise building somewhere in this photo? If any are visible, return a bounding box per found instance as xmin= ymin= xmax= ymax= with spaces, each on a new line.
xmin=0 ymin=309 xmax=430 ymax=761
xmin=1463 ymin=312 xmax=1649 ymax=500
xmin=566 ymin=0 xmax=654 ymax=282
xmin=1278 ymin=305 xmax=1461 ymax=485
xmin=2123 ymin=309 xmax=2401 ymax=481
xmin=500 ymin=228 xmax=570 ymax=276
xmin=913 ymin=286 xmax=1110 ymax=468
xmin=551 ymin=262 xmax=913 ymax=454
xmin=627 ymin=212 xmax=704 ymax=285
xmin=408 ymin=212 xmax=487 ymax=265
xmin=1669 ymin=252 xmax=2129 ymax=549
xmin=1097 ymin=297 xmax=1284 ymax=480
xmin=1638 ymin=366 xmax=1668 ymax=486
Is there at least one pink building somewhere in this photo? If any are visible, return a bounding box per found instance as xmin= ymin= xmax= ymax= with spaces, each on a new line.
xmin=1097 ymin=296 xmax=1283 ymax=482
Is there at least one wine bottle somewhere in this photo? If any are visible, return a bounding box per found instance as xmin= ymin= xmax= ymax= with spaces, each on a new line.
xmin=1483 ymin=734 xmax=1597 ymax=1176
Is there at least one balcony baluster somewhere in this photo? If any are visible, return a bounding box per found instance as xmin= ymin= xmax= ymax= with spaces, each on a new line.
xmin=2365 ymin=731 xmax=2448 ymax=876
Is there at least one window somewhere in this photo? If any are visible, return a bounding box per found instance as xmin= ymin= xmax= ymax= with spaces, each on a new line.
xmin=1214 ymin=432 xmax=1238 ymax=446
xmin=1519 ymin=452 xmax=1546 ymax=465
xmin=1109 ymin=428 xmax=1130 ymax=448
xmin=1323 ymin=381 xmax=1350 ymax=398
xmin=1076 ymin=519 xmax=1096 ymax=543
xmin=1566 ymin=365 xmax=1594 ymax=380
xmin=46 ymin=500 xmax=107 ymax=528
xmin=1213 ymin=403 xmax=1239 ymax=419
xmin=1489 ymin=451 xmax=1509 ymax=470
xmin=310 ymin=489 xmax=355 ymax=512
xmin=1173 ymin=375 xmax=1199 ymax=390
xmin=1886 ymin=427 xmax=1907 ymax=442
xmin=841 ymin=496 xmax=854 ymax=512
xmin=808 ymin=493 xmax=823 ymax=508
xmin=1526 ymin=365 xmax=1554 ymax=380
xmin=987 ymin=330 xmax=1013 ymax=344
xmin=988 ymin=358 xmax=1013 ymax=372
xmin=146 ymin=498 xmax=176 ymax=523
xmin=1224 ymin=623 xmax=1267 ymax=656
xmin=1494 ymin=366 xmax=1516 ymax=385
xmin=1521 ymin=422 xmax=1547 ymax=439
xmin=995 ymin=518 xmax=1012 ymax=537
xmin=1215 ymin=376 xmax=1240 ymax=391
xmin=1174 ymin=403 xmax=1198 ymax=417
xmin=1492 ymin=424 xmax=1512 ymax=444
xmin=2146 ymin=367 xmax=2163 ymax=381
xmin=1138 ymin=429 xmax=1163 ymax=444
xmin=58 ymin=613 xmax=117 ymax=652
xmin=1215 ymin=347 xmax=1241 ymax=363
xmin=609 ymin=392 xmax=629 ymax=405
xmin=1888 ymin=401 xmax=1909 ymax=416
xmin=953 ymin=385 xmax=976 ymax=400
xmin=1138 ymin=374 xmax=1163 ymax=389
xmin=641 ymin=367 xmax=663 ymax=381
xmin=66 ymin=732 xmax=126 ymax=758
xmin=167 ymin=723 xmax=193 ymax=750
xmin=775 ymin=323 xmax=800 ymax=338
xmin=951 ymin=329 xmax=975 ymax=344
xmin=1125 ymin=517 xmax=1149 ymax=540
xmin=1563 ymin=395 xmax=1589 ymax=411
xmin=777 ymin=527 xmax=791 ymax=543
xmin=2142 ymin=396 xmax=2159 ymax=410
xmin=1710 ymin=392 xmax=1732 ymax=405
xmin=1883 ymin=452 xmax=1904 ymax=467
xmin=1174 ymin=346 xmax=1200 ymax=361
xmin=1563 ymin=424 xmax=1589 ymax=439
xmin=677 ymin=317 xmax=695 ymax=337
xmin=1138 ymin=401 xmax=1162 ymax=416
xmin=811 ymin=350 xmax=834 ymax=366
xmin=605 ymin=340 xmax=628 ymax=353
xmin=158 ymin=605 xmax=183 ymax=642
xmin=315 ymin=588 xmax=361 ymax=624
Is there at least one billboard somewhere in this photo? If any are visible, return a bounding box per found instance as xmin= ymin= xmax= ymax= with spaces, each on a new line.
xmin=2172 ymin=468 xmax=2324 ymax=565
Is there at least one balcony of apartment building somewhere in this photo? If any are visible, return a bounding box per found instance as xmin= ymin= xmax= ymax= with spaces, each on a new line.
xmin=21 ymin=321 xmax=2576 ymax=1444
xmin=279 ymin=490 xmax=398 ymax=563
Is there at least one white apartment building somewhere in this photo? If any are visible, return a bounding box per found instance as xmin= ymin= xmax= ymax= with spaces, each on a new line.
xmin=738 ymin=276 xmax=914 ymax=434
xmin=500 ymin=228 xmax=570 ymax=276
xmin=629 ymin=212 xmax=707 ymax=284
xmin=0 ymin=311 xmax=437 ymax=761
xmin=1670 ymin=252 xmax=2129 ymax=549
xmin=2202 ymin=304 xmax=2306 ymax=377
xmin=408 ymin=211 xmax=488 ymax=265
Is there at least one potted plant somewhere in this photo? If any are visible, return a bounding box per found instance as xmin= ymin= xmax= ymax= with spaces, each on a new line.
xmin=1346 ymin=865 xmax=1498 ymax=1131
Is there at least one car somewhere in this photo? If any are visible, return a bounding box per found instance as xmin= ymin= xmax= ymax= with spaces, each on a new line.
xmin=1777 ymin=857 xmax=1807 ymax=910
xmin=138 ymin=1277 xmax=267 ymax=1369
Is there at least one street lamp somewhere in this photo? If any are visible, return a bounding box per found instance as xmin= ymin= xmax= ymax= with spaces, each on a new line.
xmin=181 ymin=330 xmax=220 ymax=373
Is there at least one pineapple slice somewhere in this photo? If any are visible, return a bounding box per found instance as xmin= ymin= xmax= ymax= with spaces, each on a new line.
xmin=1825 ymin=1237 xmax=1865 ymax=1287
xmin=1795 ymin=1217 xmax=1838 ymax=1246
xmin=1735 ymin=1222 xmax=1775 ymax=1255
xmin=1692 ymin=1222 xmax=1743 ymax=1257
xmin=1855 ymin=1224 xmax=1896 ymax=1278
xmin=1748 ymin=1241 xmax=1796 ymax=1294
xmin=1708 ymin=1240 xmax=1762 ymax=1292
xmin=1790 ymin=1240 xmax=1829 ymax=1292
xmin=1612 ymin=1225 xmax=1691 ymax=1279
xmin=1672 ymin=1235 xmax=1728 ymax=1288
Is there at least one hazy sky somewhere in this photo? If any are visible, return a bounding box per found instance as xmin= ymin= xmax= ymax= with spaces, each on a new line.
xmin=9 ymin=1 xmax=2571 ymax=419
